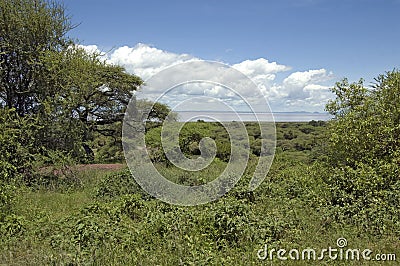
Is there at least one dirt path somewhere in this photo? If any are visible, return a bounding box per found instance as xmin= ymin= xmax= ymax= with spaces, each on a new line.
xmin=74 ymin=163 xmax=126 ymax=171
xmin=39 ymin=163 xmax=126 ymax=176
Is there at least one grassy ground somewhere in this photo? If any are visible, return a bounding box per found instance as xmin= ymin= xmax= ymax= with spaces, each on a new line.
xmin=1 ymin=123 xmax=399 ymax=265
xmin=1 ymin=158 xmax=398 ymax=265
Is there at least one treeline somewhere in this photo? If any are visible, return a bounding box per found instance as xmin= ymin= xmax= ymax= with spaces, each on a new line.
xmin=145 ymin=120 xmax=326 ymax=164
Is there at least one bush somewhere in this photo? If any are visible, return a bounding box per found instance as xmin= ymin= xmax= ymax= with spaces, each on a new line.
xmin=0 ymin=161 xmax=18 ymax=184
xmin=49 ymin=201 xmax=137 ymax=262
xmin=0 ymin=108 xmax=38 ymax=183
xmin=323 ymin=71 xmax=400 ymax=234
xmin=323 ymin=162 xmax=400 ymax=234
xmin=0 ymin=182 xmax=16 ymax=221
xmin=94 ymin=169 xmax=151 ymax=200
xmin=0 ymin=214 xmax=26 ymax=238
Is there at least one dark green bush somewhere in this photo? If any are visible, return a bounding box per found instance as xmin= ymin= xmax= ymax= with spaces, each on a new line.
xmin=0 ymin=108 xmax=38 ymax=184
xmin=94 ymin=169 xmax=151 ymax=200
xmin=0 ymin=182 xmax=16 ymax=221
xmin=0 ymin=214 xmax=26 ymax=238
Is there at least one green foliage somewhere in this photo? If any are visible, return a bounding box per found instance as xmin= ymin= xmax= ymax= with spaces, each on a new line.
xmin=1 ymin=0 xmax=142 ymax=165
xmin=0 ymin=183 xmax=16 ymax=221
xmin=94 ymin=169 xmax=150 ymax=200
xmin=37 ymin=46 xmax=142 ymax=161
xmin=133 ymin=99 xmax=178 ymax=130
xmin=0 ymin=214 xmax=26 ymax=238
xmin=216 ymin=140 xmax=232 ymax=162
xmin=1 ymin=2 xmax=399 ymax=259
xmin=0 ymin=0 xmax=72 ymax=115
xmin=155 ymin=158 xmax=226 ymax=185
xmin=0 ymin=108 xmax=39 ymax=183
xmin=275 ymin=122 xmax=326 ymax=157
xmin=32 ymin=150 xmax=83 ymax=191
xmin=94 ymin=141 xmax=125 ymax=163
xmin=326 ymin=73 xmax=400 ymax=166
xmin=49 ymin=201 xmax=137 ymax=262
xmin=149 ymin=101 xmax=176 ymax=122
xmin=324 ymin=70 xmax=400 ymax=233
xmin=1 ymin=150 xmax=399 ymax=264
xmin=146 ymin=121 xmax=279 ymax=163
xmin=210 ymin=198 xmax=251 ymax=246
xmin=0 ymin=161 xmax=18 ymax=184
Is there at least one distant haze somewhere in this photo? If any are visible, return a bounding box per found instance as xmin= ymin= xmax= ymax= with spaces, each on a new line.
xmin=177 ymin=111 xmax=331 ymax=122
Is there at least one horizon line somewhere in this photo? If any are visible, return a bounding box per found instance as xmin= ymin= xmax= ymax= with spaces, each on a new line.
xmin=175 ymin=110 xmax=329 ymax=114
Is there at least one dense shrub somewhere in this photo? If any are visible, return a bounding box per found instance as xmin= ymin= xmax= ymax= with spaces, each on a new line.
xmin=324 ymin=70 xmax=400 ymax=234
xmin=94 ymin=169 xmax=151 ymax=200
xmin=49 ymin=201 xmax=138 ymax=263
xmin=0 ymin=108 xmax=38 ymax=183
xmin=0 ymin=182 xmax=16 ymax=221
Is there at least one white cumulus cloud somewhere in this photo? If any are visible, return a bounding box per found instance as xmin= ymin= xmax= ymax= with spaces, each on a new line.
xmin=108 ymin=43 xmax=197 ymax=80
xmin=80 ymin=43 xmax=335 ymax=112
xmin=233 ymin=58 xmax=290 ymax=76
xmin=77 ymin=44 xmax=101 ymax=54
xmin=270 ymin=69 xmax=334 ymax=110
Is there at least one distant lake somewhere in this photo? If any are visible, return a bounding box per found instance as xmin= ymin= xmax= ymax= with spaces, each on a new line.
xmin=177 ymin=111 xmax=332 ymax=122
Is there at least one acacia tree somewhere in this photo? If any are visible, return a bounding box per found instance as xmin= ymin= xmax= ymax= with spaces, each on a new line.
xmin=0 ymin=0 xmax=175 ymax=166
xmin=0 ymin=0 xmax=144 ymax=164
xmin=39 ymin=47 xmax=143 ymax=159
xmin=0 ymin=0 xmax=74 ymax=179
xmin=0 ymin=0 xmax=72 ymax=115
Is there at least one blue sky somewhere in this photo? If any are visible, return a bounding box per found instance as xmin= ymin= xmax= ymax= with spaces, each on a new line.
xmin=64 ymin=0 xmax=400 ymax=112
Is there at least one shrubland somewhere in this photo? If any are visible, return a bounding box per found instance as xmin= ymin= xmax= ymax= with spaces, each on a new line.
xmin=1 ymin=0 xmax=399 ymax=264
